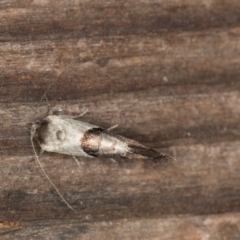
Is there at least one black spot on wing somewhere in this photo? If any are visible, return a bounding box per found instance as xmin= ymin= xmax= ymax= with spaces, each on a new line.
xmin=56 ymin=130 xmax=65 ymax=141
xmin=81 ymin=128 xmax=104 ymax=157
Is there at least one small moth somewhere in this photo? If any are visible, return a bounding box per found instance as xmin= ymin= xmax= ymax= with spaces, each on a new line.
xmin=30 ymin=57 xmax=174 ymax=211
xmin=31 ymin=114 xmax=172 ymax=162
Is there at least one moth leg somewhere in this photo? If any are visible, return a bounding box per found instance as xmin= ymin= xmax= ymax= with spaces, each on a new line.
xmin=107 ymin=124 xmax=118 ymax=131
xmin=71 ymin=155 xmax=84 ymax=167
xmin=110 ymin=158 xmax=117 ymax=163
xmin=39 ymin=148 xmax=45 ymax=156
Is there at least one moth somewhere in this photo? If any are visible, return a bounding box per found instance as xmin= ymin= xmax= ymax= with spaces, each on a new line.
xmin=30 ymin=58 xmax=174 ymax=211
xmin=31 ymin=114 xmax=172 ymax=162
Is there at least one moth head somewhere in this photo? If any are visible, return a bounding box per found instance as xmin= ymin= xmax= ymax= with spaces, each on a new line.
xmin=32 ymin=116 xmax=66 ymax=150
xmin=34 ymin=119 xmax=50 ymax=145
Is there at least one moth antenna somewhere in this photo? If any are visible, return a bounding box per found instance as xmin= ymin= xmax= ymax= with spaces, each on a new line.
xmin=40 ymin=54 xmax=81 ymax=103
xmin=35 ymin=86 xmax=53 ymax=115
xmin=30 ymin=127 xmax=76 ymax=212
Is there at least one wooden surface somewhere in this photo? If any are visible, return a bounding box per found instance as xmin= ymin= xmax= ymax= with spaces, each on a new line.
xmin=1 ymin=0 xmax=240 ymax=239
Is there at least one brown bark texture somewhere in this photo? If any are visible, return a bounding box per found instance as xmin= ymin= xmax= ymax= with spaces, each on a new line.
xmin=0 ymin=0 xmax=240 ymax=239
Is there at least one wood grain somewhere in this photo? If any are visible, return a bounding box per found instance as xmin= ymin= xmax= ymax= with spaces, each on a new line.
xmin=2 ymin=213 xmax=240 ymax=240
xmin=0 ymin=0 xmax=240 ymax=239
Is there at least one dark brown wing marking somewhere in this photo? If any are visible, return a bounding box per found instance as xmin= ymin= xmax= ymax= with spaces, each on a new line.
xmin=128 ymin=145 xmax=170 ymax=162
xmin=81 ymin=128 xmax=174 ymax=162
xmin=81 ymin=128 xmax=104 ymax=157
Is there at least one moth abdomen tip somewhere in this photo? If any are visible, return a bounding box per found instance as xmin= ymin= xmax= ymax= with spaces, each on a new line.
xmin=128 ymin=144 xmax=174 ymax=163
